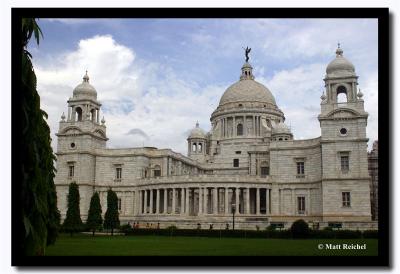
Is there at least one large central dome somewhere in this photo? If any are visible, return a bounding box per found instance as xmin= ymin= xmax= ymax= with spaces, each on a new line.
xmin=219 ymin=79 xmax=277 ymax=106
xmin=218 ymin=62 xmax=277 ymax=107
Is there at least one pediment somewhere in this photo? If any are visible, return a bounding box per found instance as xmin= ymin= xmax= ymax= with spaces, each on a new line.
xmin=61 ymin=126 xmax=83 ymax=135
xmin=93 ymin=129 xmax=106 ymax=138
xmin=326 ymin=108 xmax=360 ymax=118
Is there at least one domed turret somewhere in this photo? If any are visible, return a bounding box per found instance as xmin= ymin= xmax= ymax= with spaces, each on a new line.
xmin=188 ymin=121 xmax=206 ymax=139
xmin=272 ymin=121 xmax=293 ymax=141
xmin=73 ymin=71 xmax=97 ymax=100
xmin=326 ymin=44 xmax=355 ymax=77
xmin=187 ymin=122 xmax=207 ymax=162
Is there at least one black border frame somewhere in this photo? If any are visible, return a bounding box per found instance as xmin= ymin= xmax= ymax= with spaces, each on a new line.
xmin=11 ymin=7 xmax=390 ymax=267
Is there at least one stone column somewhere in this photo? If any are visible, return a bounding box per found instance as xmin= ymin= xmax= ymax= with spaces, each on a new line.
xmin=96 ymin=109 xmax=99 ymax=123
xmin=256 ymin=188 xmax=260 ymax=215
xmin=308 ymin=188 xmax=311 ymax=215
xmin=198 ymin=187 xmax=203 ymax=214
xmin=163 ymin=189 xmax=168 ymax=214
xmin=213 ymin=187 xmax=218 ymax=214
xmin=172 ymin=188 xmax=176 ymax=214
xmin=181 ymin=188 xmax=185 ymax=214
xmin=204 ymin=188 xmax=209 ymax=214
xmin=156 ymin=189 xmax=160 ymax=214
xmin=233 ymin=116 xmax=236 ymax=137
xmin=246 ymin=188 xmax=250 ymax=214
xmin=235 ymin=188 xmax=240 ymax=215
xmin=185 ymin=188 xmax=190 ymax=215
xmin=149 ymin=189 xmax=153 ymax=214
xmin=292 ymin=189 xmax=295 ymax=215
xmin=242 ymin=115 xmax=245 ymax=136
xmin=144 ymin=190 xmax=148 ymax=214
xmin=225 ymin=187 xmax=229 ymax=214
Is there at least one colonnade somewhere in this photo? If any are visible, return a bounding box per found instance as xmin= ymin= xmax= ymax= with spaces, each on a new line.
xmin=137 ymin=186 xmax=272 ymax=216
xmin=220 ymin=115 xmax=263 ymax=138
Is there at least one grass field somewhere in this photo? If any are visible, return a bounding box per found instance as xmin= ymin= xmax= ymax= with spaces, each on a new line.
xmin=45 ymin=234 xmax=378 ymax=256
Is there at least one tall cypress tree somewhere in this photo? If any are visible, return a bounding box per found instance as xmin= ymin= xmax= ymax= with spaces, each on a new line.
xmin=103 ymin=189 xmax=120 ymax=235
xmin=86 ymin=192 xmax=103 ymax=236
xmin=20 ymin=18 xmax=61 ymax=256
xmin=62 ymin=182 xmax=83 ymax=236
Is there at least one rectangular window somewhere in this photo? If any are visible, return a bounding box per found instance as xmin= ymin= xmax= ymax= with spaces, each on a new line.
xmin=116 ymin=167 xmax=122 ymax=180
xmin=297 ymin=196 xmax=305 ymax=214
xmin=68 ymin=165 xmax=74 ymax=178
xmin=296 ymin=162 xmax=305 ymax=175
xmin=261 ymin=166 xmax=269 ymax=177
xmin=341 ymin=156 xmax=349 ymax=172
xmin=154 ymin=169 xmax=161 ymax=177
xmin=118 ymin=198 xmax=122 ymax=211
xmin=342 ymin=192 xmax=351 ymax=207
xmin=233 ymin=159 xmax=239 ymax=167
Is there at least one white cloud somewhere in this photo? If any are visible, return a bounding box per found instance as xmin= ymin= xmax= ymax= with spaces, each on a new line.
xmin=34 ymin=35 xmax=224 ymax=155
xmin=34 ymin=22 xmax=378 ymax=156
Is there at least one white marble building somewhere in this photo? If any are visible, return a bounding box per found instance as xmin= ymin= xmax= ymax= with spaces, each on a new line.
xmin=54 ymin=46 xmax=377 ymax=230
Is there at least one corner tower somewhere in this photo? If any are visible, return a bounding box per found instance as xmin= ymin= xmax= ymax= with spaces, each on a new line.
xmin=55 ymin=72 xmax=108 ymax=221
xmin=318 ymin=45 xmax=371 ymax=222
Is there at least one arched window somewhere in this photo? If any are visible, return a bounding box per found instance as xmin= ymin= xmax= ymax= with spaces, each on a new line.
xmin=198 ymin=143 xmax=202 ymax=152
xmin=192 ymin=143 xmax=197 ymax=152
xmin=237 ymin=123 xmax=243 ymax=136
xmin=91 ymin=109 xmax=96 ymax=121
xmin=337 ymin=85 xmax=348 ymax=103
xmin=75 ymin=107 xmax=82 ymax=121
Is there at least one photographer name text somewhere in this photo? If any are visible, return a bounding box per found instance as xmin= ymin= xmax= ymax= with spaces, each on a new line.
xmin=318 ymin=243 xmax=367 ymax=250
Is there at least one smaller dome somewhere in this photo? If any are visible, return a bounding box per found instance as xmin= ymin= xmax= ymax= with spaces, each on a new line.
xmin=73 ymin=71 xmax=97 ymax=99
xmin=188 ymin=122 xmax=206 ymax=139
xmin=272 ymin=122 xmax=291 ymax=134
xmin=326 ymin=46 xmax=355 ymax=76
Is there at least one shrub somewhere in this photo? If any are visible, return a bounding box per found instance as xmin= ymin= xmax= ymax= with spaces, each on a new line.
xmin=290 ymin=219 xmax=310 ymax=238
xmin=335 ymin=230 xmax=362 ymax=239
xmin=119 ymin=224 xmax=133 ymax=234
xmin=363 ymin=230 xmax=379 ymax=239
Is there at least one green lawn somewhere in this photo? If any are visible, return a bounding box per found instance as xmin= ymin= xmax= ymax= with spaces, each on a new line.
xmin=45 ymin=234 xmax=378 ymax=256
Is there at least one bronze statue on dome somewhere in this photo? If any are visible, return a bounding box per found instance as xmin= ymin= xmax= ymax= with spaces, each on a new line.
xmin=244 ymin=46 xmax=251 ymax=62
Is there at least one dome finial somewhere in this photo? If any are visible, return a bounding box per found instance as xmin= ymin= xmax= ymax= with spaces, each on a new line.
xmin=336 ymin=42 xmax=343 ymax=57
xmin=83 ymin=70 xmax=89 ymax=82
xmin=196 ymin=121 xmax=199 ymax=128
xmin=243 ymin=46 xmax=251 ymax=62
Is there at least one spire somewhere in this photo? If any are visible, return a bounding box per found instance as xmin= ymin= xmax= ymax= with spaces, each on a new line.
xmin=336 ymin=42 xmax=343 ymax=57
xmin=83 ymin=70 xmax=89 ymax=82
xmin=196 ymin=121 xmax=199 ymax=128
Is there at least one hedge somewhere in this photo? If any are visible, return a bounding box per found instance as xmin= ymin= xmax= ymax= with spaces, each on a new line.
xmin=121 ymin=227 xmax=377 ymax=239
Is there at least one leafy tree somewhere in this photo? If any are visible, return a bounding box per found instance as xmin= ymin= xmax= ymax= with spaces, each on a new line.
xmin=103 ymin=189 xmax=120 ymax=235
xmin=19 ymin=18 xmax=60 ymax=256
xmin=86 ymin=192 xmax=103 ymax=236
xmin=62 ymin=182 xmax=83 ymax=236
xmin=290 ymin=219 xmax=310 ymax=239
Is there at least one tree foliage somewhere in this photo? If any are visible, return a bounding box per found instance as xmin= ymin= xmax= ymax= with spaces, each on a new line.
xmin=62 ymin=182 xmax=83 ymax=235
xmin=290 ymin=219 xmax=310 ymax=239
xmin=20 ymin=18 xmax=60 ymax=256
xmin=103 ymin=189 xmax=120 ymax=235
xmin=86 ymin=192 xmax=103 ymax=236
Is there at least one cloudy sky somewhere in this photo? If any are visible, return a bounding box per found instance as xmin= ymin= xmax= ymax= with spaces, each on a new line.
xmin=29 ymin=18 xmax=378 ymax=155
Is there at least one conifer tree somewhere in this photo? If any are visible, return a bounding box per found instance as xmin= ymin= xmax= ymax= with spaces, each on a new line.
xmin=19 ymin=18 xmax=61 ymax=256
xmin=62 ymin=182 xmax=83 ymax=236
xmin=103 ymin=189 xmax=120 ymax=235
xmin=86 ymin=192 xmax=103 ymax=236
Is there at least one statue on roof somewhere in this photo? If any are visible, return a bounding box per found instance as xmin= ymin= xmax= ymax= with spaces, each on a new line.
xmin=244 ymin=46 xmax=251 ymax=62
